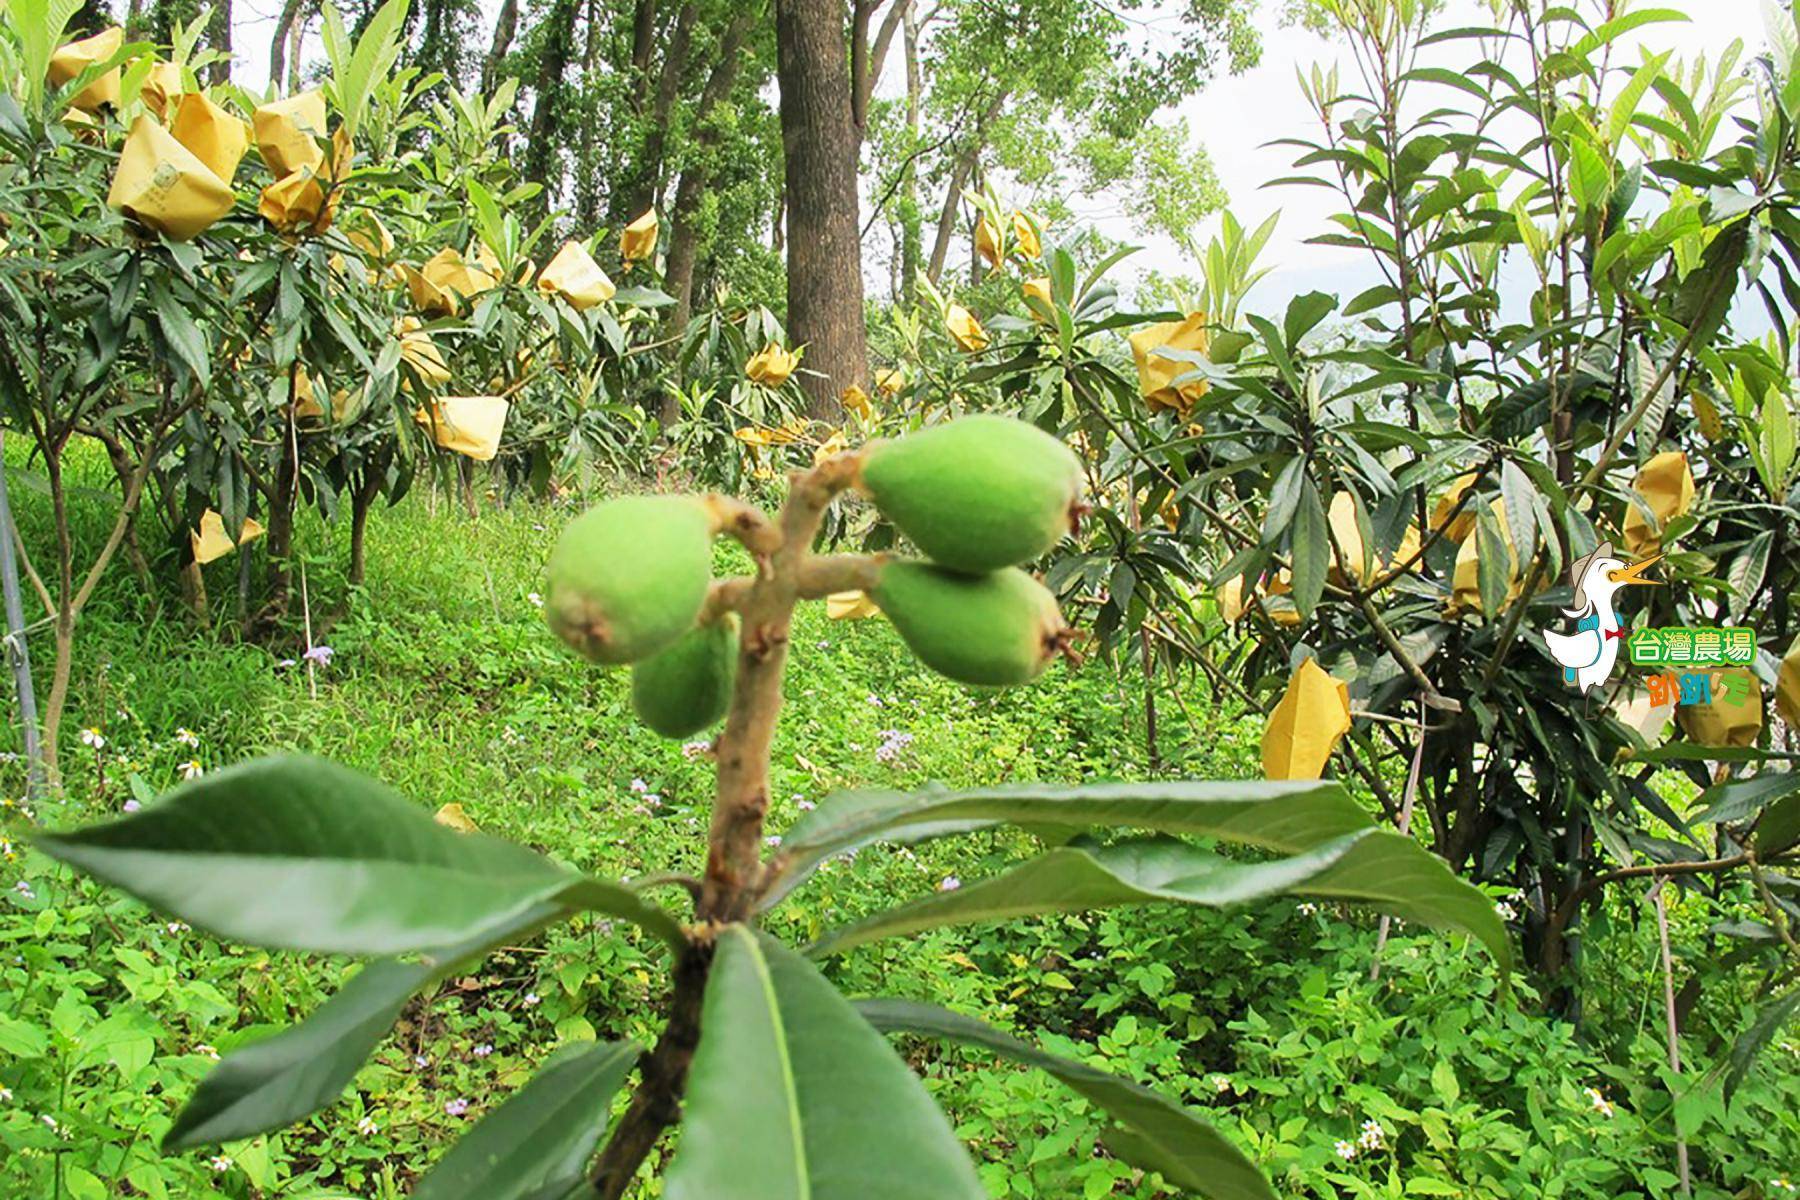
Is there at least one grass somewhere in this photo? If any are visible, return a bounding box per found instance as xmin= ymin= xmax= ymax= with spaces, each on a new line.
xmin=1 ymin=459 xmax=1796 ymax=1199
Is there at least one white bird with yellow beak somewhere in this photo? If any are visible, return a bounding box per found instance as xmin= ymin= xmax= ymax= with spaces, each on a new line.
xmin=1543 ymin=540 xmax=1660 ymax=694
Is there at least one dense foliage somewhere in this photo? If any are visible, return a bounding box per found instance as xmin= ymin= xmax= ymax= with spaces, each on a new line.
xmin=0 ymin=0 xmax=1798 ymax=1195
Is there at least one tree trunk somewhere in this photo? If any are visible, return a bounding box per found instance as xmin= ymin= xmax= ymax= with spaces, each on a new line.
xmin=205 ymin=0 xmax=231 ymax=86
xmin=775 ymin=0 xmax=868 ymax=415
xmin=926 ymin=154 xmax=971 ymax=284
xmin=614 ymin=1 xmax=698 ymax=226
xmin=270 ymin=0 xmax=305 ymax=94
xmin=666 ymin=11 xmax=754 ymax=329
xmin=521 ymin=0 xmax=582 ymax=214
xmin=348 ymin=453 xmax=387 ymax=588
xmin=258 ymin=443 xmax=297 ymax=636
xmin=926 ymin=89 xmax=1008 ymax=283
xmin=897 ymin=1 xmax=922 ymax=301
xmin=481 ymin=0 xmax=521 ymax=95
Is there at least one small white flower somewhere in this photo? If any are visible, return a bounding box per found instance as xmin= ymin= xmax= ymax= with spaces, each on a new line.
xmin=357 ymin=1116 xmax=378 ymax=1136
xmin=80 ymin=728 xmax=105 ymax=749
xmin=0 ymin=1086 xmax=13 ymax=1102
xmin=413 ymin=1054 xmax=430 ymax=1069
xmin=180 ymin=760 xmax=204 ymax=780
xmin=630 ymin=779 xmax=648 ymax=794
xmin=1334 ymin=1139 xmax=1357 ymax=1161
xmin=41 ymin=1114 xmax=57 ymax=1129
xmin=527 ymin=592 xmax=543 ymax=608
xmin=166 ymin=921 xmax=188 ymax=934
xmin=209 ymin=1155 xmax=232 ymax=1173
xmin=13 ymin=881 xmax=33 ymax=900
xmin=1297 ymin=902 xmax=1319 ymax=916
xmin=1358 ymin=1120 xmax=1384 ymax=1150
xmin=1210 ymin=1074 xmax=1231 ymax=1094
xmin=1584 ymin=1086 xmax=1615 ymax=1118
xmin=681 ymin=740 xmax=710 ymax=759
xmin=1496 ymin=900 xmax=1517 ymax=921
xmin=175 ymin=728 xmax=200 ymax=748
xmin=523 ymin=992 xmax=540 ymax=1008
xmin=194 ymin=1044 xmax=220 ymax=1061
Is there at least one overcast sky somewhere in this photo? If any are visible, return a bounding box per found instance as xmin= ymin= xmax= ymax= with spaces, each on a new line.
xmin=1133 ymin=0 xmax=1770 ymax=307
xmin=229 ymin=0 xmax=1772 ymax=303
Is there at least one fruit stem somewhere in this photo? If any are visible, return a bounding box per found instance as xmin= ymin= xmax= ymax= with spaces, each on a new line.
xmin=795 ymin=552 xmax=885 ymax=598
xmin=590 ymin=450 xmax=867 ymax=1197
xmin=699 ymin=451 xmax=865 ymax=923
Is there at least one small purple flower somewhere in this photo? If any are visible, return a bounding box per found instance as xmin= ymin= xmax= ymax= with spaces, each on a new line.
xmin=473 ymin=1043 xmax=493 ymax=1058
xmin=523 ymin=992 xmax=540 ymax=1008
xmin=413 ymin=1054 xmax=430 ymax=1069
xmin=938 ymin=876 xmax=961 ymax=892
xmin=796 ymin=798 xmax=816 ymax=811
xmin=765 ymin=834 xmax=782 ymax=847
xmin=444 ymin=1098 xmax=470 ymax=1118
xmin=875 ymin=730 xmax=914 ymax=764
xmin=122 ymin=799 xmax=141 ymax=813
xmin=302 ymin=645 xmax=335 ymax=666
xmin=630 ymin=778 xmax=648 ymax=794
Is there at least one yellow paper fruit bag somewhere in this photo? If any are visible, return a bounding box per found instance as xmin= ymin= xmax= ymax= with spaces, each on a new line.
xmin=1022 ymin=276 xmax=1054 ymax=323
xmin=839 ymin=384 xmax=873 ymax=421
xmin=538 ymin=240 xmax=615 ymax=309
xmin=259 ymin=167 xmax=332 ymax=233
xmin=141 ymin=61 xmax=183 ymax=120
xmin=1011 ymin=211 xmax=1042 ymax=259
xmin=108 ymin=116 xmax=236 ymax=241
xmin=1217 ymin=572 xmax=1301 ymax=627
xmin=1128 ymin=314 xmax=1211 ymax=414
xmin=1430 ymin=471 xmax=1480 ymax=543
xmin=1676 ymin=668 xmax=1763 ymax=749
xmin=875 ymin=367 xmax=905 ymax=396
xmin=191 ymin=509 xmax=266 ymax=565
xmin=394 ymin=317 xmax=452 ymax=388
xmin=1450 ymin=498 xmax=1522 ymax=614
xmin=827 ymin=591 xmax=880 ymax=620
xmin=746 ymin=342 xmax=800 ymax=387
xmin=975 ymin=214 xmax=1002 ymax=268
xmin=170 ymin=92 xmax=250 ymax=183
xmin=404 ymin=247 xmax=498 ymax=317
xmin=1611 ymin=685 xmax=1675 ymax=756
xmin=415 ymin=396 xmax=509 ymax=461
xmin=1262 ymin=657 xmax=1353 ymax=780
xmin=621 ymin=208 xmax=659 ymax=263
xmin=49 ymin=27 xmax=122 ymax=113
xmin=1777 ymin=639 xmax=1800 ymax=731
xmin=946 ymin=304 xmax=989 ymax=352
xmin=434 ymin=802 xmax=480 ymax=832
xmin=253 ymin=90 xmax=327 ymax=176
xmin=812 ymin=428 xmax=849 ymax=465
xmin=1622 ymin=450 xmax=1695 ymax=559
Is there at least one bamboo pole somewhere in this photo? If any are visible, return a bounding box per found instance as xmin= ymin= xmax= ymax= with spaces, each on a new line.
xmin=0 ymin=430 xmax=45 ymax=799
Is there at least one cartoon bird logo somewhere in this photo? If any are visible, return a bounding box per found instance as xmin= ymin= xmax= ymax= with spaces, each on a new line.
xmin=1543 ymin=540 xmax=1660 ymax=694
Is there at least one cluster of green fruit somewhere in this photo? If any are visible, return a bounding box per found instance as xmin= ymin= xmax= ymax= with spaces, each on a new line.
xmin=544 ymin=415 xmax=1083 ymax=738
